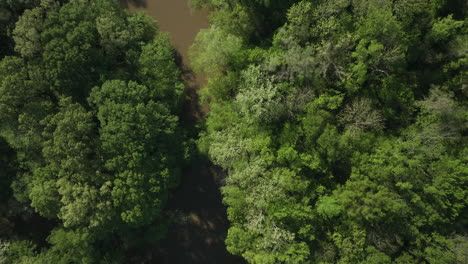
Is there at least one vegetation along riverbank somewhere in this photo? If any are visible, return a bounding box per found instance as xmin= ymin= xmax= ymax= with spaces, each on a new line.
xmin=0 ymin=0 xmax=466 ymax=263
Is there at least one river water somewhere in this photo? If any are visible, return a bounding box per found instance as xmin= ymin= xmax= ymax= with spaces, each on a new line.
xmin=121 ymin=1 xmax=243 ymax=263
xmin=122 ymin=0 xmax=209 ymax=65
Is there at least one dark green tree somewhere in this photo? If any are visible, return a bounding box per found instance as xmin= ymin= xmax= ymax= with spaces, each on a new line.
xmin=0 ymin=0 xmax=186 ymax=262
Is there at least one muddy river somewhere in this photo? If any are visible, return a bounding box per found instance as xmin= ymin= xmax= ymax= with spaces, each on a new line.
xmin=121 ymin=1 xmax=244 ymax=263
xmin=122 ymin=0 xmax=209 ymax=65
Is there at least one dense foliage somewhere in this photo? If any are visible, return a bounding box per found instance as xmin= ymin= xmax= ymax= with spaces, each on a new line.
xmin=1 ymin=0 xmax=467 ymax=263
xmin=0 ymin=0 xmax=186 ymax=262
xmin=192 ymin=0 xmax=467 ymax=263
xmin=0 ymin=0 xmax=39 ymax=58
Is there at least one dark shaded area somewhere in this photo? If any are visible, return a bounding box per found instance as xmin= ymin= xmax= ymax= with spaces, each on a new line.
xmin=151 ymin=158 xmax=244 ymax=264
xmin=0 ymin=139 xmax=15 ymax=202
xmin=175 ymin=50 xmax=208 ymax=123
xmin=146 ymin=49 xmax=244 ymax=264
xmin=12 ymin=214 xmax=57 ymax=248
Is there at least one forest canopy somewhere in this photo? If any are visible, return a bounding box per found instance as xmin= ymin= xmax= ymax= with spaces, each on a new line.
xmin=0 ymin=0 xmax=186 ymax=262
xmin=192 ymin=0 xmax=467 ymax=263
xmin=0 ymin=0 xmax=467 ymax=263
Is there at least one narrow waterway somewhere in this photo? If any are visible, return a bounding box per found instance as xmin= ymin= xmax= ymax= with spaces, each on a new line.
xmin=121 ymin=1 xmax=243 ymax=263
xmin=122 ymin=0 xmax=207 ymax=64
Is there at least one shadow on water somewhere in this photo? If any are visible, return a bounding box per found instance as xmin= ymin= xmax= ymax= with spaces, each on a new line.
xmin=145 ymin=50 xmax=245 ymax=264
xmin=119 ymin=0 xmax=147 ymax=8
xmin=128 ymin=38 xmax=243 ymax=264
xmin=148 ymin=156 xmax=245 ymax=264
xmin=123 ymin=1 xmax=244 ymax=262
xmin=174 ymin=50 xmax=207 ymax=123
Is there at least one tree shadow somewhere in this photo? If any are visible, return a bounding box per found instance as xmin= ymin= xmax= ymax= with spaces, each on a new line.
xmin=145 ymin=154 xmax=246 ymax=264
xmin=131 ymin=49 xmax=245 ymax=264
xmin=173 ymin=50 xmax=207 ymax=125
xmin=119 ymin=0 xmax=147 ymax=8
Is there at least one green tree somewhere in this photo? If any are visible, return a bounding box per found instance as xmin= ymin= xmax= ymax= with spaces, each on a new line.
xmin=196 ymin=0 xmax=468 ymax=263
xmin=89 ymin=80 xmax=180 ymax=227
xmin=0 ymin=0 xmax=187 ymax=262
xmin=137 ymin=35 xmax=184 ymax=110
xmin=190 ymin=26 xmax=244 ymax=75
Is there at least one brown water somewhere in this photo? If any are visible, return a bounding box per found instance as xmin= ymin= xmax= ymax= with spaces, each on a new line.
xmin=122 ymin=0 xmax=209 ymax=65
xmin=121 ymin=1 xmax=244 ymax=263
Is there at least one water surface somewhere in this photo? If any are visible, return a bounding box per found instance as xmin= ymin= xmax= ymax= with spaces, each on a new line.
xmin=122 ymin=1 xmax=244 ymax=263
xmin=123 ymin=0 xmax=209 ymax=65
